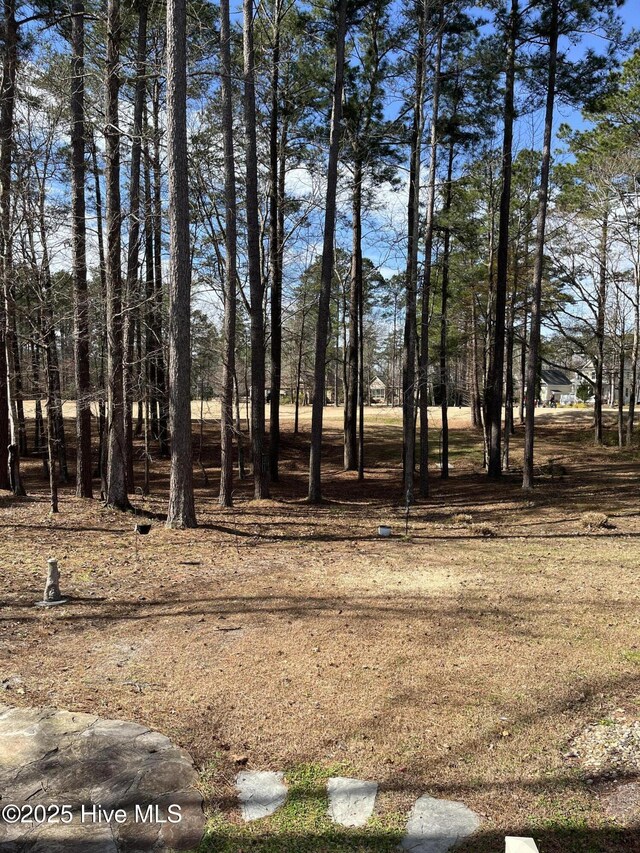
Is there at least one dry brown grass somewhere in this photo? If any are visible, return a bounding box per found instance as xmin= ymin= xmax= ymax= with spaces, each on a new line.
xmin=2 ymin=405 xmax=640 ymax=850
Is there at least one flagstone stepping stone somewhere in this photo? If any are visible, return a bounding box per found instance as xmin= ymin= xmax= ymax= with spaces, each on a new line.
xmin=327 ymin=777 xmax=377 ymax=827
xmin=0 ymin=704 xmax=205 ymax=852
xmin=236 ymin=770 xmax=288 ymax=821
xmin=400 ymin=794 xmax=480 ymax=853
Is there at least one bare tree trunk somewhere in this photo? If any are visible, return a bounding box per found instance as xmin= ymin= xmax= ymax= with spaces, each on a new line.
xmin=123 ymin=0 xmax=149 ymax=493
xmin=357 ymin=255 xmax=364 ymax=480
xmin=40 ymin=267 xmax=68 ymax=484
xmin=234 ymin=369 xmax=245 ymax=478
xmin=30 ymin=337 xmax=45 ymax=460
xmin=0 ymin=0 xmax=24 ymax=495
xmin=243 ymin=0 xmax=269 ymax=499
xmin=418 ymin=23 xmax=443 ymax=498
xmin=307 ymin=0 xmax=347 ymax=502
xmin=90 ymin=134 xmax=107 ymax=478
xmin=504 ymin=249 xmax=518 ymax=470
xmin=402 ymin=0 xmax=426 ymax=506
xmin=219 ymin=0 xmax=237 ymax=507
xmin=11 ymin=333 xmax=25 ymax=456
xmin=166 ymin=0 xmax=196 ymax=527
xmin=294 ymin=304 xmax=306 ymax=435
xmin=440 ymin=139 xmax=453 ymax=480
xmin=268 ymin=0 xmax=283 ymax=483
xmin=104 ymin=0 xmax=130 ymax=509
xmin=71 ymin=0 xmax=93 ymax=497
xmin=152 ymin=77 xmax=169 ymax=456
xmin=0 ymin=319 xmax=7 ymax=487
xmin=523 ymin=0 xmax=557 ymax=489
xmin=45 ymin=395 xmax=58 ymax=513
xmin=519 ymin=299 xmax=527 ymax=425
xmin=617 ymin=333 xmax=625 ymax=448
xmin=626 ymin=271 xmax=639 ymax=444
xmin=345 ymin=160 xmax=361 ymax=470
xmin=470 ymin=291 xmax=483 ymax=429
xmin=594 ymin=214 xmax=607 ymax=446
xmin=487 ymin=0 xmax=518 ymax=479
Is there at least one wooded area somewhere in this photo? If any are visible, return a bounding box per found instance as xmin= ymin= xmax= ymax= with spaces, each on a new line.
xmin=0 ymin=0 xmax=638 ymax=524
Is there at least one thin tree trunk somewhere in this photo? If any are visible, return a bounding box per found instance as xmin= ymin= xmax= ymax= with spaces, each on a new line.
xmin=357 ymin=257 xmax=364 ymax=480
xmin=345 ymin=160 xmax=361 ymax=470
xmin=523 ymin=0 xmax=557 ymax=488
xmin=0 ymin=0 xmax=24 ymax=495
xmin=470 ymin=291 xmax=483 ymax=429
xmin=418 ymin=23 xmax=443 ymax=498
xmin=519 ymin=299 xmax=527 ymax=424
xmin=71 ymin=0 xmax=93 ymax=497
xmin=617 ymin=333 xmax=625 ymax=448
xmin=234 ymin=368 xmax=245 ymax=479
xmin=90 ymin=134 xmax=107 ymax=477
xmin=440 ymin=139 xmax=454 ymax=479
xmin=104 ymin=0 xmax=129 ymax=508
xmin=626 ymin=272 xmax=639 ymax=444
xmin=0 ymin=313 xmax=7 ymax=487
xmin=46 ymin=395 xmax=58 ymax=513
xmin=166 ymin=0 xmax=196 ymax=527
xmin=504 ymin=248 xmax=518 ymax=470
xmin=123 ymin=0 xmax=149 ymax=493
xmin=219 ymin=0 xmax=237 ymax=507
xmin=308 ymin=0 xmax=347 ymax=503
xmin=143 ymin=130 xmax=157 ymax=454
xmin=487 ymin=0 xmax=518 ymax=479
xmin=402 ymin=0 xmax=426 ymax=506
xmin=594 ymin=214 xmax=608 ymax=446
xmin=268 ymin=0 xmax=283 ymax=482
xmin=244 ymin=0 xmax=269 ymax=499
xmin=40 ymin=259 xmax=68 ymax=484
xmin=12 ymin=332 xmax=25 ymax=456
xmin=294 ymin=305 xmax=306 ymax=435
xmin=30 ymin=337 xmax=45 ymax=460
xmin=152 ymin=77 xmax=169 ymax=456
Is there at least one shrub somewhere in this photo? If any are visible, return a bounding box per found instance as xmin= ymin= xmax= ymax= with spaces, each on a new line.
xmin=581 ymin=511 xmax=609 ymax=530
xmin=470 ymin=523 xmax=497 ymax=538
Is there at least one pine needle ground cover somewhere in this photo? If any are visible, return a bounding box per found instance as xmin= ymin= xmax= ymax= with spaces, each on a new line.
xmin=2 ymin=406 xmax=640 ymax=852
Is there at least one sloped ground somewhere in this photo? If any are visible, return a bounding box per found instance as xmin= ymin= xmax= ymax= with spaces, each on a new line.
xmin=2 ymin=406 xmax=640 ymax=851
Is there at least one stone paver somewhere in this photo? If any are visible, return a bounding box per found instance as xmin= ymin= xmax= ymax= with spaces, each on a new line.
xmin=327 ymin=777 xmax=377 ymax=827
xmin=400 ymin=793 xmax=480 ymax=853
xmin=0 ymin=704 xmax=205 ymax=852
xmin=236 ymin=770 xmax=288 ymax=821
xmin=505 ymin=839 xmax=540 ymax=853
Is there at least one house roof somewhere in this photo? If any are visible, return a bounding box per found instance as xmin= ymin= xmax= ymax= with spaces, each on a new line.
xmin=541 ymin=368 xmax=571 ymax=386
xmin=370 ymin=376 xmax=385 ymax=389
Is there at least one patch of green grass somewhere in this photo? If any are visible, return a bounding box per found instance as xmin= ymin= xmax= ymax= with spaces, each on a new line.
xmin=528 ymin=795 xmax=615 ymax=853
xmin=197 ymin=763 xmax=405 ymax=853
xmin=621 ymin=649 xmax=640 ymax=665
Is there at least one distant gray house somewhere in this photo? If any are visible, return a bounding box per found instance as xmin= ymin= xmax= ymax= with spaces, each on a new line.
xmin=539 ymin=369 xmax=573 ymax=404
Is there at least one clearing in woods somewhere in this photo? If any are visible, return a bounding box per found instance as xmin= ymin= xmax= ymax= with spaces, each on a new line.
xmin=2 ymin=405 xmax=640 ymax=852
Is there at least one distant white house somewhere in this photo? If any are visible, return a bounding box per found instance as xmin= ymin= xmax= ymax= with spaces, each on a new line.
xmin=369 ymin=375 xmax=386 ymax=404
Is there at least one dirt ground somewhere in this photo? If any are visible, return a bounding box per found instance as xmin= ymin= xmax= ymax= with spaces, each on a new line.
xmin=2 ymin=405 xmax=640 ymax=851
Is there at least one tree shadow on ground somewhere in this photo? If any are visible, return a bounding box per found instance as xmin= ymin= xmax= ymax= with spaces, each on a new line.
xmin=196 ymin=826 xmax=640 ymax=853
